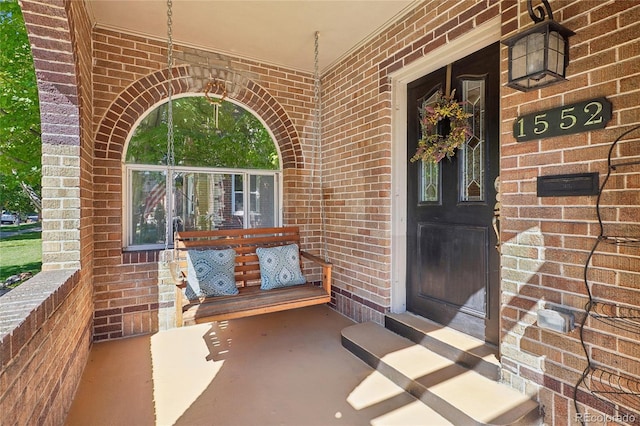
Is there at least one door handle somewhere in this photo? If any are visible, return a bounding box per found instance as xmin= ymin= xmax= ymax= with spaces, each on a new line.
xmin=493 ymin=207 xmax=501 ymax=253
xmin=493 ymin=176 xmax=501 ymax=253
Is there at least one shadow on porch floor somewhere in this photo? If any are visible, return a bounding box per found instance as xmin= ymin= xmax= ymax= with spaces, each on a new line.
xmin=66 ymin=305 xmax=445 ymax=426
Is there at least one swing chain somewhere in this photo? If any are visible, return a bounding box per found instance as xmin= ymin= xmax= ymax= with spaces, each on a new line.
xmin=165 ymin=0 xmax=175 ymax=250
xmin=313 ymin=31 xmax=329 ymax=262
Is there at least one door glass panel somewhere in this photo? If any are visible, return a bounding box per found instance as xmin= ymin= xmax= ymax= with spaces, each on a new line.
xmin=419 ymin=91 xmax=441 ymax=203
xmin=460 ymin=79 xmax=485 ymax=202
xmin=421 ymin=162 xmax=439 ymax=202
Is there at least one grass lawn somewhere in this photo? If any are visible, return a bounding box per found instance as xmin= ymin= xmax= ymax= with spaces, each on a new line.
xmin=0 ymin=225 xmax=42 ymax=286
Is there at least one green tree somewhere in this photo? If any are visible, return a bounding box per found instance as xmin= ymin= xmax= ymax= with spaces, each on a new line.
xmin=126 ymin=97 xmax=278 ymax=169
xmin=0 ymin=0 xmax=41 ymax=215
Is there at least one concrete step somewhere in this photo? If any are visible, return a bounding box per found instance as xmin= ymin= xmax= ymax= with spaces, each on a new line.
xmin=385 ymin=312 xmax=500 ymax=381
xmin=348 ymin=370 xmax=454 ymax=425
xmin=342 ymin=321 xmax=540 ymax=426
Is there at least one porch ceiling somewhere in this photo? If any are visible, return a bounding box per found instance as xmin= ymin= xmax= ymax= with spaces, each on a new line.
xmin=85 ymin=0 xmax=420 ymax=73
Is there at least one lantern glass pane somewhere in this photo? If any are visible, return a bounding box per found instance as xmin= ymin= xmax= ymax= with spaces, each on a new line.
xmin=549 ymin=31 xmax=561 ymax=50
xmin=526 ymin=32 xmax=546 ymax=76
xmin=548 ymin=50 xmax=559 ymax=74
xmin=511 ymin=38 xmax=528 ymax=79
xmin=513 ymin=37 xmax=527 ymax=59
xmin=548 ymin=31 xmax=565 ymax=75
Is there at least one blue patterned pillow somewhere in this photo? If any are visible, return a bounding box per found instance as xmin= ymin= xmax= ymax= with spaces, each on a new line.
xmin=256 ymin=244 xmax=307 ymax=290
xmin=185 ymin=248 xmax=238 ymax=299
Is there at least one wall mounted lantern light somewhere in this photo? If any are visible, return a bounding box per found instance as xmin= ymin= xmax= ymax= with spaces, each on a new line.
xmin=502 ymin=0 xmax=575 ymax=92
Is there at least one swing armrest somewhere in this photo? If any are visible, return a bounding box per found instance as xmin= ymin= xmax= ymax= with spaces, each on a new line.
xmin=300 ymin=251 xmax=330 ymax=267
xmin=300 ymin=251 xmax=332 ymax=295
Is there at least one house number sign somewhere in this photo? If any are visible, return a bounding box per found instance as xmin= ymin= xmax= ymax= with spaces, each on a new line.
xmin=514 ymin=97 xmax=612 ymax=142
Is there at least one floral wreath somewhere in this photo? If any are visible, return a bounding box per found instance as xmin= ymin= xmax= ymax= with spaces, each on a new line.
xmin=410 ymin=90 xmax=472 ymax=164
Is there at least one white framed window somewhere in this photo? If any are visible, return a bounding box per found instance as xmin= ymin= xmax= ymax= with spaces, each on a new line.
xmin=123 ymin=96 xmax=281 ymax=250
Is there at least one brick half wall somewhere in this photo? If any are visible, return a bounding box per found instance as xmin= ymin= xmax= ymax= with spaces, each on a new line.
xmin=0 ymin=270 xmax=93 ymax=425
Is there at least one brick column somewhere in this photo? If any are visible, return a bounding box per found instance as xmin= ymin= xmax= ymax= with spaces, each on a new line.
xmin=21 ymin=0 xmax=82 ymax=270
xmin=41 ymin=144 xmax=81 ymax=269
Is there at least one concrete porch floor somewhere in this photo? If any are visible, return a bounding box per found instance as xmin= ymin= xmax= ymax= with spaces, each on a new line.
xmin=66 ymin=305 xmax=448 ymax=426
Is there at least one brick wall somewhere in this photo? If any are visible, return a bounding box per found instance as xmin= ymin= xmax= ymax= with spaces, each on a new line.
xmin=3 ymin=1 xmax=96 ymax=423
xmin=90 ymin=30 xmax=322 ymax=339
xmin=12 ymin=1 xmax=638 ymax=424
xmin=67 ymin=0 xmax=95 ymax=277
xmin=499 ymin=1 xmax=640 ymax=423
xmin=321 ymin=0 xmax=640 ymax=423
xmin=0 ymin=271 xmax=92 ymax=425
xmin=322 ymin=0 xmax=501 ymax=323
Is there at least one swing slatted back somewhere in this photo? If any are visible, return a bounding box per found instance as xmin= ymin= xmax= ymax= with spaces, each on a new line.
xmin=175 ymin=226 xmax=302 ymax=288
xmin=171 ymin=226 xmax=332 ymax=325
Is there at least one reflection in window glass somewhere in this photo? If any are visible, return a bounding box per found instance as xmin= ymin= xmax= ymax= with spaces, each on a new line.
xmin=126 ymin=98 xmax=278 ymax=170
xmin=172 ymin=172 xmax=278 ymax=231
xmin=124 ymin=97 xmax=281 ymax=249
xmin=130 ymin=170 xmax=167 ymax=246
xmin=249 ymin=175 xmax=277 ymax=228
xmin=233 ymin=174 xmax=243 ymax=221
xmin=175 ymin=172 xmax=243 ymax=231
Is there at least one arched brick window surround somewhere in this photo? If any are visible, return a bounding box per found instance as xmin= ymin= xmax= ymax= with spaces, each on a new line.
xmin=94 ymin=66 xmax=304 ymax=167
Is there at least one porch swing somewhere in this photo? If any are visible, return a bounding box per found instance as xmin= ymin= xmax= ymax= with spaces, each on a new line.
xmin=165 ymin=0 xmax=331 ymax=326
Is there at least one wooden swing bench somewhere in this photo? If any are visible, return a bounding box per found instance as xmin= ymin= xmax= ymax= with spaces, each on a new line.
xmin=171 ymin=226 xmax=332 ymax=326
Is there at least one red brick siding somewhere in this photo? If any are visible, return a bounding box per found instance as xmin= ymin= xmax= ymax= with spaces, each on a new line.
xmin=322 ymin=0 xmax=502 ymax=322
xmin=499 ymin=1 xmax=640 ymax=422
xmin=12 ymin=1 xmax=639 ymax=424
xmin=67 ymin=0 xmax=95 ymax=297
xmin=91 ymin=30 xmax=321 ymax=339
xmin=2 ymin=1 xmax=95 ymax=422
xmin=0 ymin=271 xmax=92 ymax=425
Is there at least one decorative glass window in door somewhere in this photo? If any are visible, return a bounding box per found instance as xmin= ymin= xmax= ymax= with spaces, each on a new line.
xmin=419 ymin=90 xmax=441 ymax=203
xmin=460 ymin=79 xmax=486 ymax=202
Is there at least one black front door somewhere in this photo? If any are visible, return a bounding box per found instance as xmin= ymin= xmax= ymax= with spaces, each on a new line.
xmin=406 ymin=43 xmax=500 ymax=345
